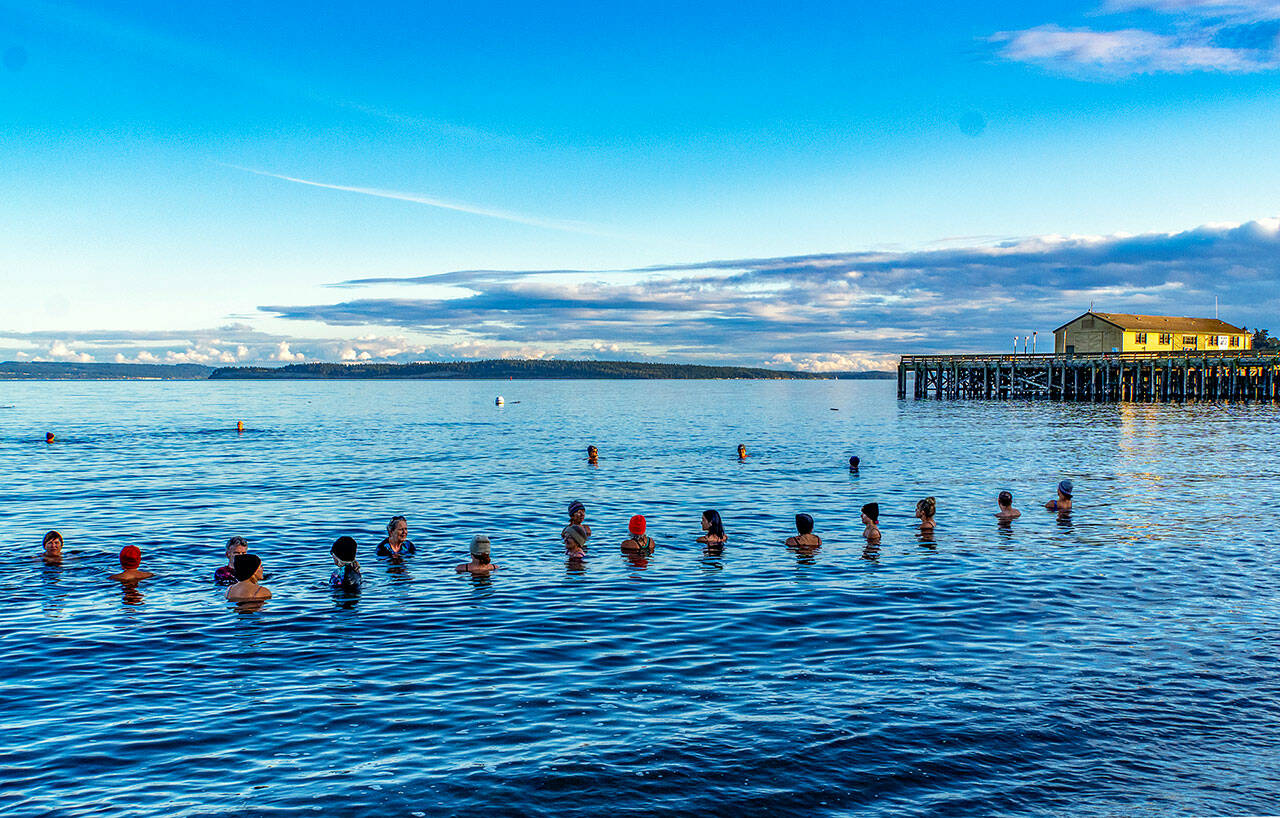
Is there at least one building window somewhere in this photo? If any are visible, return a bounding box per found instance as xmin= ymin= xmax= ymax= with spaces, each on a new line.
xmin=1158 ymin=333 xmax=1171 ymax=344
xmin=1230 ymin=335 xmax=1240 ymax=347
xmin=1182 ymin=335 xmax=1196 ymax=345
xmin=1135 ymin=332 xmax=1147 ymax=343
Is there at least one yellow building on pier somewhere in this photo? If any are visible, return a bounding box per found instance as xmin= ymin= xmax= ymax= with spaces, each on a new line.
xmin=1054 ymin=312 xmax=1252 ymax=355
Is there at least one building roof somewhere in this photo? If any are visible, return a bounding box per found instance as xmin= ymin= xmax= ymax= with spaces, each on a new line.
xmin=1055 ymin=311 xmax=1248 ymax=334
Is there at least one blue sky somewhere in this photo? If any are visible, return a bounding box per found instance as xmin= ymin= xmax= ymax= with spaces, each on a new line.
xmin=2 ymin=0 xmax=1279 ymax=369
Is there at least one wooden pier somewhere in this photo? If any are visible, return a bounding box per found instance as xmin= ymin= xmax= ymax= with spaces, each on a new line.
xmin=897 ymin=351 xmax=1280 ymax=402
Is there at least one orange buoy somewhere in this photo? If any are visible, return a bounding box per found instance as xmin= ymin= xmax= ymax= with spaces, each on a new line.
xmin=45 ymin=432 xmax=55 ymax=444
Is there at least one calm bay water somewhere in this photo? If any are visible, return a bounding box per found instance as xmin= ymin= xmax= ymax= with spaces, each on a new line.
xmin=2 ymin=379 xmax=1278 ymax=817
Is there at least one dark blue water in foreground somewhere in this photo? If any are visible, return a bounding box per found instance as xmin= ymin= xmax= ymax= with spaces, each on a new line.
xmin=2 ymin=380 xmax=1279 ymax=816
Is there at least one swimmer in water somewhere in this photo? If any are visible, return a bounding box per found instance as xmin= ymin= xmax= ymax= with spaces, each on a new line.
xmin=587 ymin=445 xmax=598 ymax=464
xmin=861 ymin=503 xmax=881 ymax=543
xmin=849 ymin=455 xmax=860 ymax=472
xmin=785 ymin=513 xmax=821 ymax=547
xmin=563 ymin=524 xmax=589 ymax=559
xmin=737 ymin=443 xmax=747 ymax=460
xmin=561 ymin=501 xmax=592 ymax=546
xmin=996 ymin=491 xmax=1021 ymax=521
xmin=696 ymin=509 xmax=726 ymax=544
xmin=40 ymin=530 xmax=63 ymax=565
xmin=330 ymin=536 xmax=362 ymax=589
xmin=915 ymin=497 xmax=936 ymax=533
xmin=376 ymin=515 xmax=416 ymax=559
xmin=621 ymin=515 xmax=655 ymax=551
xmin=110 ymin=545 xmax=155 ymax=583
xmin=215 ymin=536 xmax=248 ymax=585
xmin=226 ymin=553 xmax=271 ymax=601
xmin=1045 ymin=480 xmax=1073 ymax=512
xmin=457 ymin=534 xmax=497 ymax=573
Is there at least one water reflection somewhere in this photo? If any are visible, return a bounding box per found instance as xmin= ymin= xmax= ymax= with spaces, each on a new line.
xmin=119 ymin=582 xmax=144 ymax=606
xmin=40 ymin=564 xmax=67 ymax=619
xmin=861 ymin=542 xmax=881 ymax=562
xmin=623 ymin=545 xmax=653 ymax=569
xmin=700 ymin=542 xmax=725 ymax=571
xmin=787 ymin=542 xmax=820 ymax=566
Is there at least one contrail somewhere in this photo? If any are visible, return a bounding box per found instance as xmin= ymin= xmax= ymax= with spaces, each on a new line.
xmin=228 ymin=165 xmax=613 ymax=237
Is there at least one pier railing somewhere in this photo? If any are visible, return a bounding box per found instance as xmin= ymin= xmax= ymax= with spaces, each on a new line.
xmin=897 ymin=350 xmax=1280 ymax=402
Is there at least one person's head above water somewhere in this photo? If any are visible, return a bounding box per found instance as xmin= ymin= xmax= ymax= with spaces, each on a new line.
xmin=587 ymin=445 xmax=598 ymax=459
xmin=386 ymin=515 xmax=408 ymax=541
xmin=119 ymin=545 xmax=142 ymax=570
xmin=737 ymin=443 xmax=747 ymax=457
xmin=794 ymin=513 xmax=814 ymax=535
xmin=233 ymin=553 xmax=262 ymax=582
xmin=331 ymin=536 xmax=358 ymax=564
xmin=568 ymin=500 xmax=586 ymax=523
xmin=628 ymin=515 xmax=646 ymax=537
xmin=1058 ymin=480 xmax=1073 ymax=498
xmin=998 ymin=491 xmax=1014 ymax=508
xmin=849 ymin=455 xmax=860 ymax=470
xmin=42 ymin=530 xmax=63 ymax=553
xmin=470 ymin=534 xmax=491 ymax=557
xmin=225 ymin=536 xmax=248 ymax=560
xmin=916 ymin=497 xmax=936 ymax=519
xmin=861 ymin=503 xmax=879 ymax=524
xmin=701 ymin=509 xmax=724 ymax=538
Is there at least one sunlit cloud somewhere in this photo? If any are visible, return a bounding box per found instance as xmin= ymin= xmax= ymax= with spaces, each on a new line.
xmin=256 ymin=217 xmax=1280 ymax=369
xmin=993 ymin=0 xmax=1280 ymax=75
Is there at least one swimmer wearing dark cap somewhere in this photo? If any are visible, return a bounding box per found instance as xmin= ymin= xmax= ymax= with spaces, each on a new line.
xmin=849 ymin=455 xmax=860 ymax=472
xmin=330 ymin=536 xmax=362 ymax=589
xmin=861 ymin=503 xmax=881 ymax=543
xmin=226 ymin=553 xmax=271 ymax=601
xmin=785 ymin=513 xmax=821 ymax=547
xmin=562 ymin=501 xmax=591 ymax=546
xmin=587 ymin=445 xmax=598 ymax=464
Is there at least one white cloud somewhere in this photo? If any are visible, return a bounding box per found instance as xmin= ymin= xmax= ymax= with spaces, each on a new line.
xmin=993 ymin=3 xmax=1280 ymax=75
xmin=41 ymin=340 xmax=94 ymax=363
xmin=272 ymin=342 xmax=306 ymax=362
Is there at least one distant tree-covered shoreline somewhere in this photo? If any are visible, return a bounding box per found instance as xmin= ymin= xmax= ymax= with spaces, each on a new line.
xmin=209 ymin=359 xmax=894 ymax=380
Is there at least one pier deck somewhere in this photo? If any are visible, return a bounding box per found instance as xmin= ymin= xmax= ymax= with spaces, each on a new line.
xmin=897 ymin=351 xmax=1280 ymax=402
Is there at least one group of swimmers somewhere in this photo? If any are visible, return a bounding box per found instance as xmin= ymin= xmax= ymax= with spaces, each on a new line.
xmin=33 ymin=473 xmax=1077 ymax=602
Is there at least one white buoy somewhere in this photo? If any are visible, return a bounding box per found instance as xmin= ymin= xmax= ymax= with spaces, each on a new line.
xmin=495 ymin=395 xmax=504 ymax=406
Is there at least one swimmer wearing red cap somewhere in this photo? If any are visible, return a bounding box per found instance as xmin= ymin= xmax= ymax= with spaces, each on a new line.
xmin=620 ymin=515 xmax=655 ymax=551
xmin=110 ymin=545 xmax=155 ymax=582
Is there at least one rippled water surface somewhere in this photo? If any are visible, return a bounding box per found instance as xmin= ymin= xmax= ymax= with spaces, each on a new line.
xmin=2 ymin=380 xmax=1279 ymax=816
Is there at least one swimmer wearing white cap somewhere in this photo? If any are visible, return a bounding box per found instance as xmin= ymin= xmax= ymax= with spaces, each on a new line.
xmin=456 ymin=535 xmax=498 ymax=574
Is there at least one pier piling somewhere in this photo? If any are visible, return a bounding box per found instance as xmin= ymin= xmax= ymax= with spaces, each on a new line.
xmin=896 ymin=351 xmax=1280 ymax=403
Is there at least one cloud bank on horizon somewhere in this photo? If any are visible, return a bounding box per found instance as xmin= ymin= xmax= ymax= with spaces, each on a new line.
xmin=6 ymin=217 xmax=1277 ymax=372
xmin=994 ymin=0 xmax=1280 ymax=75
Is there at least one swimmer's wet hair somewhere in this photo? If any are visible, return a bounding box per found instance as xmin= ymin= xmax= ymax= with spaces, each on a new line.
xmin=331 ymin=536 xmax=358 ymax=563
xmin=233 ymin=553 xmax=261 ymax=582
xmin=386 ymin=515 xmax=407 ymax=536
xmin=998 ymin=491 xmax=1013 ymax=507
xmin=43 ymin=530 xmax=62 ymax=547
xmin=917 ymin=497 xmax=936 ymax=518
xmin=226 ymin=536 xmax=248 ymax=556
xmin=702 ymin=509 xmax=724 ymax=539
xmin=861 ymin=503 xmax=879 ymax=523
xmin=795 ymin=513 xmax=814 ymax=535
